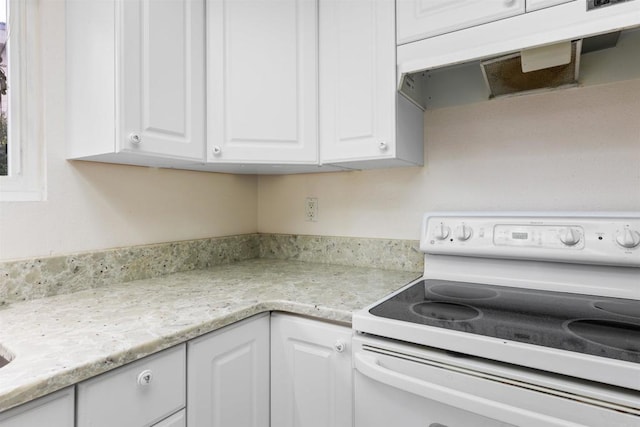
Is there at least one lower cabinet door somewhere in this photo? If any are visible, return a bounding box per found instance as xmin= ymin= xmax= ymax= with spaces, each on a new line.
xmin=187 ymin=314 xmax=270 ymax=427
xmin=0 ymin=387 xmax=74 ymax=427
xmin=271 ymin=313 xmax=353 ymax=427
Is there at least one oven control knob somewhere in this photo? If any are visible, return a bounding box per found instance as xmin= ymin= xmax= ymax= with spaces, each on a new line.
xmin=616 ymin=228 xmax=640 ymax=249
xmin=433 ymin=223 xmax=451 ymax=240
xmin=559 ymin=228 xmax=581 ymax=246
xmin=455 ymin=224 xmax=472 ymax=241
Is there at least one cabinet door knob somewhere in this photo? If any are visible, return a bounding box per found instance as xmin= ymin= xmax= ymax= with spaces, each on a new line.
xmin=129 ymin=133 xmax=142 ymax=144
xmin=137 ymin=369 xmax=153 ymax=386
xmin=334 ymin=340 xmax=346 ymax=353
xmin=212 ymin=146 xmax=222 ymax=156
xmin=378 ymin=142 xmax=388 ymax=151
xmin=504 ymin=0 xmax=516 ymax=5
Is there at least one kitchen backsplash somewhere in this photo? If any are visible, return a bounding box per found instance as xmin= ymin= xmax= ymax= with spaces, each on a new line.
xmin=260 ymin=234 xmax=423 ymax=272
xmin=0 ymin=234 xmax=422 ymax=305
xmin=0 ymin=235 xmax=260 ymax=306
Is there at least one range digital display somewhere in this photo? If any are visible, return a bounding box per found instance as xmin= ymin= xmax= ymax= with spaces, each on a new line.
xmin=512 ymin=232 xmax=529 ymax=240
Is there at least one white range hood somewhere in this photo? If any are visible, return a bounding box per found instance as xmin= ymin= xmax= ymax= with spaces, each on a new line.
xmin=398 ymin=0 xmax=640 ymax=109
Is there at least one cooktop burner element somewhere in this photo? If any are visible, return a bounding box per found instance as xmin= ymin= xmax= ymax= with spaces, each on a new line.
xmin=565 ymin=319 xmax=640 ymax=354
xmin=410 ymin=301 xmax=480 ymax=321
xmin=369 ymin=279 xmax=640 ymax=364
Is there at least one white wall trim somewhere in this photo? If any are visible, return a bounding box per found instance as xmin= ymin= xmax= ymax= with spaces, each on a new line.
xmin=0 ymin=0 xmax=45 ymax=201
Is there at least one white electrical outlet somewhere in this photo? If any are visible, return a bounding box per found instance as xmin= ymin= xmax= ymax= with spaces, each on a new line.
xmin=305 ymin=197 xmax=318 ymax=222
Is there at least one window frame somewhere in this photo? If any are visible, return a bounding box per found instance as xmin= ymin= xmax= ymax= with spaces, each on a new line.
xmin=0 ymin=0 xmax=44 ymax=202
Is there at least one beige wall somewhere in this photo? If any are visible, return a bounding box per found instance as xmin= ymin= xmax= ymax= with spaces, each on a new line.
xmin=0 ymin=1 xmax=258 ymax=261
xmin=258 ymin=78 xmax=640 ymax=240
xmin=2 ymin=2 xmax=639 ymax=261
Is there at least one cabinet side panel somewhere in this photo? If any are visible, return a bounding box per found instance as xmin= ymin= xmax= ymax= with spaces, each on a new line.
xmin=66 ymin=0 xmax=116 ymax=158
xmin=395 ymin=94 xmax=424 ymax=166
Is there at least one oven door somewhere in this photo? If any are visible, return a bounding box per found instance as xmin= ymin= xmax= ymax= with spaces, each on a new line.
xmin=353 ymin=335 xmax=639 ymax=427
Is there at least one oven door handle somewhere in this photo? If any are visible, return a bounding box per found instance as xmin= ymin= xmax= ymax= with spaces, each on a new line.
xmin=354 ymin=352 xmax=583 ymax=427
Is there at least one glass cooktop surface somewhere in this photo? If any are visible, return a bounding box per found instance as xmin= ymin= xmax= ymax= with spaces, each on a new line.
xmin=369 ymin=279 xmax=640 ymax=364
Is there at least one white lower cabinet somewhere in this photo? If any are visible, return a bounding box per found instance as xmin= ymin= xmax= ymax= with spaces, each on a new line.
xmin=0 ymin=387 xmax=74 ymax=427
xmin=271 ymin=313 xmax=353 ymax=427
xmin=76 ymin=344 xmax=186 ymax=427
xmin=1 ymin=313 xmax=353 ymax=427
xmin=187 ymin=314 xmax=270 ymax=427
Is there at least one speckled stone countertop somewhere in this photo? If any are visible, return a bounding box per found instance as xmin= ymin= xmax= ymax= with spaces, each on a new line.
xmin=0 ymin=259 xmax=419 ymax=412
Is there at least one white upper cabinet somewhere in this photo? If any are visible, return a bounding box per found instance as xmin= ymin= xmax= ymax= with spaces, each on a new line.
xmin=206 ymin=0 xmax=318 ymax=165
xmin=320 ymin=0 xmax=423 ymax=169
xmin=396 ymin=0 xmax=526 ymax=45
xmin=67 ymin=0 xmax=425 ymax=173
xmin=66 ymin=0 xmax=206 ymax=166
xmin=121 ymin=0 xmax=206 ymax=160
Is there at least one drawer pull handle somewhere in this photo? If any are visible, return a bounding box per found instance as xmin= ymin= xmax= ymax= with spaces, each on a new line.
xmin=137 ymin=369 xmax=153 ymax=386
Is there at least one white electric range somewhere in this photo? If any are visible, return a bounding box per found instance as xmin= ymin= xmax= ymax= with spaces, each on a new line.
xmin=352 ymin=213 xmax=640 ymax=427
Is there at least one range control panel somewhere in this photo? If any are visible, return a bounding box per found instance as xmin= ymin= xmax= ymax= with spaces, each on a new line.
xmin=420 ymin=214 xmax=640 ymax=267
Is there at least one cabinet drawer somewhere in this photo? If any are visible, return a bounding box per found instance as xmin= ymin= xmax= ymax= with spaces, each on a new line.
xmin=77 ymin=345 xmax=186 ymax=427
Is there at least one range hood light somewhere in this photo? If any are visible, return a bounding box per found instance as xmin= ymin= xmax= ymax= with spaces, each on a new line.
xmin=520 ymin=41 xmax=572 ymax=73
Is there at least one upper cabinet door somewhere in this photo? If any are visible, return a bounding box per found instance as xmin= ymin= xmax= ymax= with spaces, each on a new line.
xmin=396 ymin=0 xmax=526 ymax=45
xmin=207 ymin=0 xmax=318 ymax=164
xmin=319 ymin=0 xmax=396 ymax=165
xmin=121 ymin=0 xmax=206 ymax=160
